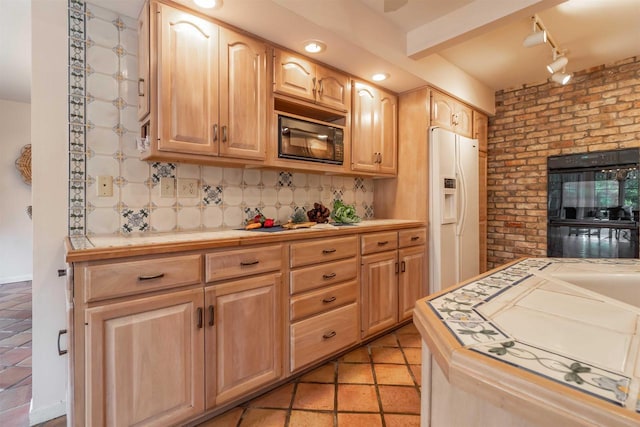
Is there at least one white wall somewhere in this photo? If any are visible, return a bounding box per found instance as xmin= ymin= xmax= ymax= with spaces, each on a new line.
xmin=30 ymin=0 xmax=69 ymax=423
xmin=0 ymin=99 xmax=33 ymax=284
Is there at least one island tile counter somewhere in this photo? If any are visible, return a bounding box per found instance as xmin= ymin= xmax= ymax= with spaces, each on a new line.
xmin=413 ymin=257 xmax=640 ymax=427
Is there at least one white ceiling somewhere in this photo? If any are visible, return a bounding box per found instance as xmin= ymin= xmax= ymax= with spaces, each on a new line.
xmin=2 ymin=0 xmax=639 ymax=107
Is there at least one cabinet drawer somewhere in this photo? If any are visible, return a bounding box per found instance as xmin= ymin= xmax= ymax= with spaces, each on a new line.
xmin=290 ymin=281 xmax=357 ymax=321
xmin=83 ymin=254 xmax=202 ymax=303
xmin=290 ymin=258 xmax=357 ymax=294
xmin=290 ymin=236 xmax=357 ymax=268
xmin=399 ymin=228 xmax=426 ymax=248
xmin=206 ymin=244 xmax=282 ymax=283
xmin=361 ymin=231 xmax=398 ymax=255
xmin=290 ymin=303 xmax=358 ymax=372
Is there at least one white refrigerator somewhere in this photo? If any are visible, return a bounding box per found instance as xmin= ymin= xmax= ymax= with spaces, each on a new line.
xmin=429 ymin=127 xmax=480 ymax=294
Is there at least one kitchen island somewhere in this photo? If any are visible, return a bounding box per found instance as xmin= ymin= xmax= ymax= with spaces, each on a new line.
xmin=413 ymin=257 xmax=640 ymax=427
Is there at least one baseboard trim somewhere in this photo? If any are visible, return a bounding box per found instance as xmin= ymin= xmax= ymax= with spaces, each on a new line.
xmin=0 ymin=274 xmax=32 ymax=285
xmin=29 ymin=400 xmax=66 ymax=426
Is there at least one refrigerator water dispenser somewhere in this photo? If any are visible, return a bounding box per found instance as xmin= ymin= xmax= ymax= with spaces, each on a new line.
xmin=442 ymin=177 xmax=457 ymax=224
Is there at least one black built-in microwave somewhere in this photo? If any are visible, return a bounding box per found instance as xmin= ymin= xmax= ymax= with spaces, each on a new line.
xmin=278 ymin=115 xmax=344 ymax=165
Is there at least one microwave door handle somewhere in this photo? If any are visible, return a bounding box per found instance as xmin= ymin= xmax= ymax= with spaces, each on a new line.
xmin=286 ymin=127 xmax=322 ymax=137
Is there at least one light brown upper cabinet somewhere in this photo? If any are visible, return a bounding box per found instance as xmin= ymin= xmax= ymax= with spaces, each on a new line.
xmin=141 ymin=2 xmax=267 ymax=162
xmin=351 ymin=80 xmax=397 ymax=176
xmin=273 ymin=49 xmax=350 ymax=113
xmin=431 ymin=89 xmax=472 ymax=138
xmin=137 ymin=1 xmax=150 ymax=121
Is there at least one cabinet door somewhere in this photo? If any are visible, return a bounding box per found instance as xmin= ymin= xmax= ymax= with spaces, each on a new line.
xmin=361 ymin=251 xmax=398 ymax=338
xmin=454 ymin=103 xmax=473 ymax=138
xmin=315 ymin=65 xmax=350 ymax=112
xmin=431 ymin=91 xmax=454 ymax=131
xmin=273 ymin=49 xmax=315 ymax=102
xmin=85 ymin=288 xmax=204 ymax=426
xmin=351 ymin=82 xmax=379 ymax=173
xmin=398 ymin=245 xmax=427 ymax=320
xmin=218 ymin=28 xmax=267 ymax=160
xmin=474 ymin=111 xmax=488 ymax=272
xmin=378 ymin=90 xmax=398 ymax=175
xmin=157 ymin=4 xmax=219 ymax=155
xmin=209 ymin=274 xmax=282 ymax=406
xmin=137 ymin=1 xmax=150 ymax=121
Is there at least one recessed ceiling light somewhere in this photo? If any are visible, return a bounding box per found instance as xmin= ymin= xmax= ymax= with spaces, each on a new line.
xmin=371 ymin=73 xmax=389 ymax=82
xmin=303 ymin=40 xmax=326 ymax=54
xmin=194 ymin=0 xmax=222 ymax=9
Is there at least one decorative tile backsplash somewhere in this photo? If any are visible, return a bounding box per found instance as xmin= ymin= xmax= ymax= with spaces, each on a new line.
xmin=68 ymin=1 xmax=374 ymax=236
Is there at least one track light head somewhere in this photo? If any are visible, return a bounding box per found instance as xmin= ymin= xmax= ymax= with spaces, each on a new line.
xmin=523 ymin=29 xmax=547 ymax=47
xmin=547 ymin=56 xmax=568 ymax=74
xmin=551 ymin=72 xmax=572 ymax=85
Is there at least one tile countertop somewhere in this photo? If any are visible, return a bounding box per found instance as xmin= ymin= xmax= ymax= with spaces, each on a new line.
xmin=65 ymin=219 xmax=424 ymax=262
xmin=413 ymin=257 xmax=640 ymax=427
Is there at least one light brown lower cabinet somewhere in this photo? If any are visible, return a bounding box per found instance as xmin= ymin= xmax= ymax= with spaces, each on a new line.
xmin=360 ymin=250 xmax=399 ymax=338
xmin=398 ymin=245 xmax=427 ymax=320
xmin=85 ymin=288 xmax=205 ymax=426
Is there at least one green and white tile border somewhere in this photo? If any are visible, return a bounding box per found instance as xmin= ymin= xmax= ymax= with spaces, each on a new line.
xmin=67 ymin=0 xmax=374 ymax=236
xmin=427 ymin=258 xmax=640 ymax=410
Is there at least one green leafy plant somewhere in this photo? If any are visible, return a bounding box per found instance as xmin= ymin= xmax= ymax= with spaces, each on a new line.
xmin=331 ymin=200 xmax=361 ymax=223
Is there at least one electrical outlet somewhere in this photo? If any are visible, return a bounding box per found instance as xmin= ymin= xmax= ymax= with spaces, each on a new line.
xmin=97 ymin=175 xmax=113 ymax=197
xmin=160 ymin=177 xmax=176 ymax=197
xmin=177 ymin=178 xmax=199 ymax=198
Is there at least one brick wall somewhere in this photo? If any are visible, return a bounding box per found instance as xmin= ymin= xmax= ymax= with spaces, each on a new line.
xmin=487 ymin=56 xmax=640 ymax=268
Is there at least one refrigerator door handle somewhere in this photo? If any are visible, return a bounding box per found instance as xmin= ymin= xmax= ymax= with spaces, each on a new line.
xmin=455 ymin=141 xmax=467 ymax=238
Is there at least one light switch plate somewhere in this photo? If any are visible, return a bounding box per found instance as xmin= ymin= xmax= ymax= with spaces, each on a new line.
xmin=177 ymin=178 xmax=199 ymax=198
xmin=160 ymin=177 xmax=176 ymax=198
xmin=97 ymin=175 xmax=113 ymax=197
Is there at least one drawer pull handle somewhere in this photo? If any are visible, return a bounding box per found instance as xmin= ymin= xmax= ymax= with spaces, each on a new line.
xmin=138 ymin=273 xmax=165 ymax=281
xmin=322 ymin=248 xmax=336 ymax=254
xmin=322 ymin=331 xmax=337 ymax=339
xmin=377 ymin=241 xmax=389 ymax=246
xmin=411 ymin=236 xmax=420 ymax=241
xmin=401 ymin=261 xmax=406 ymax=273
xmin=240 ymin=259 xmax=260 ymax=266
xmin=322 ymin=296 xmax=337 ymax=304
xmin=197 ymin=308 xmax=203 ymax=329
xmin=208 ymin=305 xmax=215 ymax=327
xmin=322 ymin=272 xmax=336 ymax=280
xmin=57 ymin=329 xmax=68 ymax=356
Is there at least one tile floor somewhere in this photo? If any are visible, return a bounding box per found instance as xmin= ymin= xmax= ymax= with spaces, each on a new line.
xmin=198 ymin=323 xmax=422 ymax=427
xmin=0 ymin=280 xmax=422 ymax=427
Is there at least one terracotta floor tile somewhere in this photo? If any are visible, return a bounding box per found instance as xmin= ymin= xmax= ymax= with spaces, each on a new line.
xmin=16 ymin=356 xmax=31 ymax=368
xmin=373 ymin=364 xmax=414 ymax=385
xmin=409 ymin=364 xmax=422 ymax=387
xmin=338 ymin=347 xmax=370 ymax=364
xmin=370 ymin=347 xmax=405 ymax=364
xmin=39 ymin=416 xmax=68 ymax=427
xmin=0 ymin=366 xmax=31 ymax=389
xmin=0 ymin=384 xmax=31 ymax=411
xmin=368 ymin=334 xmax=399 ymax=348
xmin=0 ymin=332 xmax=32 ymax=348
xmin=397 ymin=333 xmax=422 ymax=348
xmin=0 ymin=319 xmax=20 ymax=329
xmin=337 ymin=412 xmax=383 ymax=427
xmin=402 ymin=348 xmax=421 ymax=365
xmin=3 ymin=321 xmax=32 ymax=334
xmin=0 ymin=402 xmax=30 ymax=427
xmin=289 ymin=410 xmax=334 ymax=427
xmin=0 ymin=348 xmax=31 ymax=367
xmin=0 ymin=310 xmax=31 ymax=320
xmin=299 ymin=362 xmax=336 ymax=384
xmin=239 ymin=408 xmax=287 ymax=427
xmin=13 ymin=375 xmax=31 ymax=388
xmin=337 ymin=363 xmax=374 ymax=384
xmin=378 ymin=385 xmax=420 ymax=414
xmin=384 ymin=413 xmax=420 ymax=426
xmin=198 ymin=407 xmax=244 ymax=426
xmin=247 ymin=383 xmax=294 ymax=409
xmin=396 ymin=323 xmax=419 ymax=335
xmin=336 ymin=384 xmax=379 ymax=412
xmin=292 ymin=383 xmax=335 ymax=411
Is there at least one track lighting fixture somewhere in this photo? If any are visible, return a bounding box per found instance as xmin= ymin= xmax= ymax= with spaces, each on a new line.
xmin=551 ymin=72 xmax=572 ymax=85
xmin=522 ymin=16 xmax=547 ymax=47
xmin=546 ymin=49 xmax=568 ymax=74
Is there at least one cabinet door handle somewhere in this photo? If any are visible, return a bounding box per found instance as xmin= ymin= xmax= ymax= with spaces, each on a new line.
xmin=57 ymin=329 xmax=68 ymax=356
xmin=395 ymin=262 xmax=399 ymax=274
xmin=322 ymin=296 xmax=336 ymax=304
xmin=213 ymin=124 xmax=218 ymax=142
xmin=322 ymin=330 xmax=336 ymax=339
xmin=411 ymin=236 xmax=420 ymax=241
xmin=401 ymin=261 xmax=406 ymax=273
xmin=377 ymin=241 xmax=389 ymax=246
xmin=137 ymin=78 xmax=145 ymax=96
xmin=240 ymin=259 xmax=260 ymax=266
xmin=377 ymin=153 xmax=382 ymax=164
xmin=208 ymin=305 xmax=214 ymax=327
xmin=138 ymin=273 xmax=164 ymax=281
xmin=322 ymin=248 xmax=336 ymax=254
xmin=197 ymin=307 xmax=203 ymax=328
xmin=312 ymin=77 xmax=317 ymax=97
xmin=318 ymin=79 xmax=323 ymax=96
xmin=222 ymin=125 xmax=228 ymax=143
xmin=322 ymin=272 xmax=336 ymax=280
